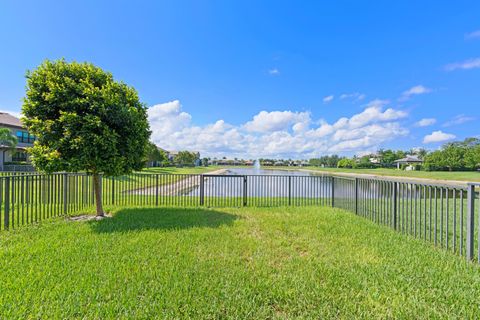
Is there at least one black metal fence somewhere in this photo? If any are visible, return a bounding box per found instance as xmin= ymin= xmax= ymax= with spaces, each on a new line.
xmin=332 ymin=176 xmax=480 ymax=262
xmin=1 ymin=172 xmax=480 ymax=262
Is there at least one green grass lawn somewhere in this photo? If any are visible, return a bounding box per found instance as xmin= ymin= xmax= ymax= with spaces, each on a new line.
xmin=1 ymin=206 xmax=480 ymax=318
xmin=141 ymin=165 xmax=225 ymax=174
xmin=270 ymin=166 xmax=480 ymax=182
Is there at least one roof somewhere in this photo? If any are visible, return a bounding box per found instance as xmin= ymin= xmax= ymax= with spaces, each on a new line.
xmin=394 ymin=155 xmax=423 ymax=163
xmin=0 ymin=112 xmax=23 ymax=128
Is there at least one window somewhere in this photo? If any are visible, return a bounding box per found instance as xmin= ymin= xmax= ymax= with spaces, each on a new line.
xmin=12 ymin=151 xmax=27 ymax=162
xmin=15 ymin=131 xmax=36 ymax=143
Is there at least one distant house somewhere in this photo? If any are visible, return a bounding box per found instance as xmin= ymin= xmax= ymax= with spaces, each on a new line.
xmin=166 ymin=150 xmax=178 ymax=161
xmin=393 ymin=155 xmax=423 ymax=170
xmin=369 ymin=154 xmax=381 ymax=164
xmin=0 ymin=112 xmax=35 ymax=170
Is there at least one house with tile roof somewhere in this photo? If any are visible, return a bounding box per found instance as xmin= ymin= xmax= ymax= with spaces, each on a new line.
xmin=0 ymin=112 xmax=35 ymax=170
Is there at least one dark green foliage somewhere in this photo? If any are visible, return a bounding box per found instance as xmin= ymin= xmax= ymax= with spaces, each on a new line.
xmin=145 ymin=142 xmax=168 ymax=166
xmin=465 ymin=145 xmax=480 ymax=169
xmin=309 ymin=155 xmax=341 ymax=167
xmin=174 ymin=151 xmax=199 ymax=167
xmin=378 ymin=149 xmax=406 ymax=165
xmin=355 ymin=155 xmax=379 ymax=168
xmin=337 ymin=158 xmax=355 ymax=168
xmin=424 ymin=137 xmax=480 ymax=171
xmin=0 ymin=127 xmax=18 ymax=150
xmin=201 ymin=157 xmax=209 ymax=166
xmin=22 ymin=59 xmax=150 ymax=176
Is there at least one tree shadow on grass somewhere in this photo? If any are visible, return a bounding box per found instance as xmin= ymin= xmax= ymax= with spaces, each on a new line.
xmin=90 ymin=207 xmax=239 ymax=233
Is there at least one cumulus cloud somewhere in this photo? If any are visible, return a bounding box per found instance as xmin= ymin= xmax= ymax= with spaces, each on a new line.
xmin=423 ymin=131 xmax=456 ymax=144
xmin=445 ymin=58 xmax=480 ymax=71
xmin=323 ymin=95 xmax=334 ymax=103
xmin=148 ymin=100 xmax=409 ymax=158
xmin=443 ymin=114 xmax=475 ymax=127
xmin=400 ymin=85 xmax=431 ymax=101
xmin=415 ymin=118 xmax=436 ymax=127
xmin=465 ymin=30 xmax=480 ymax=40
xmin=243 ymin=110 xmax=311 ymax=133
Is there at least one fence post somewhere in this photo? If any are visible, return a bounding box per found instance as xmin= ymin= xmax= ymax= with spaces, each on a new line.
xmin=331 ymin=176 xmax=335 ymax=207
xmin=288 ymin=176 xmax=292 ymax=206
xmin=243 ymin=176 xmax=247 ymax=206
xmin=155 ymin=174 xmax=159 ymax=207
xmin=354 ymin=178 xmax=359 ymax=214
xmin=4 ymin=177 xmax=9 ymax=230
xmin=200 ymin=175 xmax=205 ymax=206
xmin=467 ymin=184 xmax=475 ymax=261
xmin=393 ymin=182 xmax=398 ymax=230
xmin=63 ymin=173 xmax=68 ymax=215
xmin=111 ymin=178 xmax=115 ymax=205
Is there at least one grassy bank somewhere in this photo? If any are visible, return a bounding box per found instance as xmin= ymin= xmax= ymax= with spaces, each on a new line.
xmin=141 ymin=165 xmax=225 ymax=174
xmin=1 ymin=206 xmax=480 ymax=318
xmin=268 ymin=166 xmax=480 ymax=182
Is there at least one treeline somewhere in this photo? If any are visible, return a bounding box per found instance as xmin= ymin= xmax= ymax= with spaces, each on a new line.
xmin=308 ymin=149 xmax=424 ymax=169
xmin=309 ymin=137 xmax=480 ymax=172
xmin=423 ymin=138 xmax=480 ymax=171
xmin=145 ymin=142 xmax=203 ymax=167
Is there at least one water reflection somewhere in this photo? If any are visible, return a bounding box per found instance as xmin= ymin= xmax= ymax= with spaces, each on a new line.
xmin=186 ymin=168 xmax=330 ymax=199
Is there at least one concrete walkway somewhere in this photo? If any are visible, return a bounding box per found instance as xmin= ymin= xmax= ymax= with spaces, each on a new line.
xmin=129 ymin=169 xmax=228 ymax=195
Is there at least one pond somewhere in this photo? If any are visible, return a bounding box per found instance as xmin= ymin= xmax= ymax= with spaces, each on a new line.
xmin=186 ymin=167 xmax=332 ymax=201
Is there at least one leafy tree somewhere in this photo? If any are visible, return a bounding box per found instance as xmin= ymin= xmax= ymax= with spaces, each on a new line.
xmin=465 ymin=145 xmax=480 ymax=170
xmin=201 ymin=157 xmax=209 ymax=166
xmin=355 ymin=155 xmax=377 ymax=168
xmin=378 ymin=149 xmax=398 ymax=165
xmin=412 ymin=148 xmax=428 ymax=159
xmin=145 ymin=142 xmax=167 ymax=166
xmin=442 ymin=143 xmax=466 ymax=171
xmin=22 ymin=60 xmax=150 ymax=217
xmin=337 ymin=158 xmax=355 ymax=168
xmin=0 ymin=128 xmax=18 ymax=150
xmin=174 ymin=151 xmax=198 ymax=167
xmin=309 ymin=155 xmax=341 ymax=167
xmin=423 ymin=140 xmax=471 ymax=171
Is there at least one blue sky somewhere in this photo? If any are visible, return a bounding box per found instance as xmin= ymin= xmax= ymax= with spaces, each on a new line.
xmin=1 ymin=1 xmax=479 ymax=159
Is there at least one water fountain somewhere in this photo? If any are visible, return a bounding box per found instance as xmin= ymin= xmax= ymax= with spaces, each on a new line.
xmin=253 ymin=159 xmax=261 ymax=171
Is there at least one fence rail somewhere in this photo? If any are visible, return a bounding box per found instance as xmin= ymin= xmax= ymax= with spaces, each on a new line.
xmin=0 ymin=172 xmax=479 ymax=262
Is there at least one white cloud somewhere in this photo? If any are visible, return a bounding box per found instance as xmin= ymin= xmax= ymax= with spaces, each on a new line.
xmin=148 ymin=100 xmax=192 ymax=142
xmin=364 ymin=99 xmax=389 ymax=109
xmin=339 ymin=92 xmax=366 ymax=101
xmin=415 ymin=118 xmax=436 ymax=127
xmin=443 ymin=114 xmax=475 ymax=127
xmin=400 ymin=85 xmax=431 ymax=100
xmin=423 ymin=131 xmax=456 ymax=144
xmin=465 ymin=30 xmax=480 ymax=40
xmin=148 ymin=100 xmax=409 ymax=158
xmin=268 ymin=68 xmax=279 ymax=75
xmin=243 ymin=110 xmax=311 ymax=133
xmin=323 ymin=95 xmax=334 ymax=103
xmin=445 ymin=58 xmax=480 ymax=71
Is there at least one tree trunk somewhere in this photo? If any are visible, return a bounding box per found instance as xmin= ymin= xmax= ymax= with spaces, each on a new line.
xmin=93 ymin=173 xmax=104 ymax=217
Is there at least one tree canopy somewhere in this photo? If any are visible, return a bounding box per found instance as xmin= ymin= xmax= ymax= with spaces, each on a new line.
xmin=423 ymin=138 xmax=480 ymax=171
xmin=22 ymin=59 xmax=150 ymax=215
xmin=174 ymin=151 xmax=199 ymax=167
xmin=0 ymin=128 xmax=18 ymax=150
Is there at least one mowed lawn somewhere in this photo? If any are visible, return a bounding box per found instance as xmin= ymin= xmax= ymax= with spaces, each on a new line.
xmin=1 ymin=206 xmax=480 ymax=318
xmin=275 ymin=166 xmax=480 ymax=182
xmin=141 ymin=166 xmax=225 ymax=174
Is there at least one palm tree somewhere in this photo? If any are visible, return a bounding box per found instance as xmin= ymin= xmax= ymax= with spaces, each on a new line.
xmin=0 ymin=128 xmax=18 ymax=165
